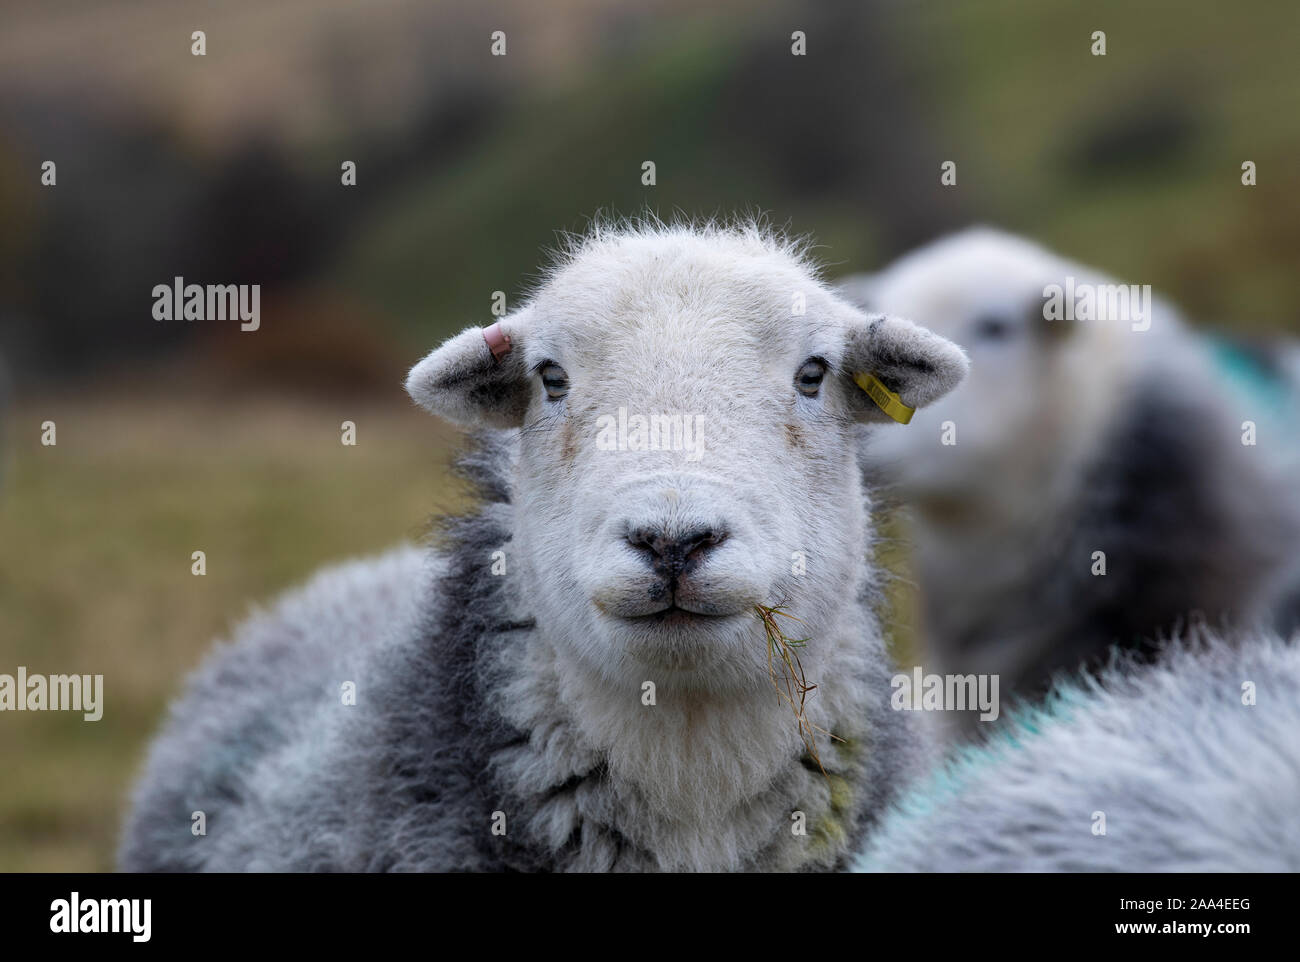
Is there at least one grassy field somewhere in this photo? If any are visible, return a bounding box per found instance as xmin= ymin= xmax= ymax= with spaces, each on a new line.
xmin=0 ymin=392 xmax=460 ymax=871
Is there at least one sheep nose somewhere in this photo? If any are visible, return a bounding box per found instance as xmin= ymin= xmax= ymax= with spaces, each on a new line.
xmin=626 ymin=526 xmax=726 ymax=579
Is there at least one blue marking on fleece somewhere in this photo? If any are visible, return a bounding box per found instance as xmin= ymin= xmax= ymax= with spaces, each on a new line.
xmin=857 ymin=684 xmax=1092 ymax=867
xmin=1207 ymin=335 xmax=1294 ymax=418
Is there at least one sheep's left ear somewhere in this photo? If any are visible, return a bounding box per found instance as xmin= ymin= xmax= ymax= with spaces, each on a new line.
xmin=840 ymin=309 xmax=969 ymax=424
xmin=405 ymin=311 xmax=533 ymax=428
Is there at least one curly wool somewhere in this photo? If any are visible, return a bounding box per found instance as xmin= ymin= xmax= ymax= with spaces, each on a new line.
xmin=855 ymin=629 xmax=1300 ymax=872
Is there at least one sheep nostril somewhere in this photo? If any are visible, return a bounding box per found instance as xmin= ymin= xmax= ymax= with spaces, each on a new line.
xmin=625 ymin=526 xmax=727 ymax=576
xmin=626 ymin=528 xmax=659 ymax=556
xmin=684 ymin=528 xmax=726 ymax=557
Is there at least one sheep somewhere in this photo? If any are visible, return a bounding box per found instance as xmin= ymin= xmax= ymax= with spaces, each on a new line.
xmin=855 ymin=627 xmax=1300 ymax=872
xmin=118 ymin=218 xmax=970 ymax=872
xmin=840 ymin=228 xmax=1300 ymax=729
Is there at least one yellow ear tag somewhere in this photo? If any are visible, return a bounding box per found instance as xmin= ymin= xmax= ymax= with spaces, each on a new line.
xmin=852 ymin=372 xmax=915 ymax=424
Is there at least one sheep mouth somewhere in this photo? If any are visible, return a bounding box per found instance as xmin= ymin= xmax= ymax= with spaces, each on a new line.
xmin=620 ymin=604 xmax=734 ymax=624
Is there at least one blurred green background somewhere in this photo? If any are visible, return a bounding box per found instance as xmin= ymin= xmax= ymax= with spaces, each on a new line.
xmin=1 ymin=0 xmax=1297 ymax=870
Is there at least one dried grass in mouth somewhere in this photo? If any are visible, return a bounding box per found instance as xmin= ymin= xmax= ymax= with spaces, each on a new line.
xmin=754 ymin=603 xmax=843 ymax=776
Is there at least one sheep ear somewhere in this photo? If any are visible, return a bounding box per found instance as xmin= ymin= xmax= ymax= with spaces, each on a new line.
xmin=840 ymin=310 xmax=968 ymax=424
xmin=405 ymin=313 xmax=532 ymax=428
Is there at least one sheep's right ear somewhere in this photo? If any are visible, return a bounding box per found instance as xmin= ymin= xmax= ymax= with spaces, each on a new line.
xmin=405 ymin=314 xmax=533 ymax=428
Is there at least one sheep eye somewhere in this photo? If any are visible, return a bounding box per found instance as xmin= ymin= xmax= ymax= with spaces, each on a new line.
xmin=972 ymin=314 xmax=1014 ymax=342
xmin=795 ymin=358 xmax=827 ymax=397
xmin=540 ymin=362 xmax=569 ymax=400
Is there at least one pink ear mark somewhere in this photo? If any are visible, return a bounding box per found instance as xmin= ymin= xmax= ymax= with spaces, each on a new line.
xmin=482 ymin=322 xmax=512 ymax=363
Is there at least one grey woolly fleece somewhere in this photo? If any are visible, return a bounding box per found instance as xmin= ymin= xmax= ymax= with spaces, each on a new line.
xmin=118 ymin=433 xmax=918 ymax=872
xmin=855 ymin=629 xmax=1300 ymax=872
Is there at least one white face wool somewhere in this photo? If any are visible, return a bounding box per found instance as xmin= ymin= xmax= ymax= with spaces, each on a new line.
xmin=407 ymin=221 xmax=968 ymax=697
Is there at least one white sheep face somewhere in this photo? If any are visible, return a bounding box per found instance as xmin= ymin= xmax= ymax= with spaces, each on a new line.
xmin=852 ymin=228 xmax=1158 ymax=498
xmin=408 ymin=224 xmax=967 ymax=692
